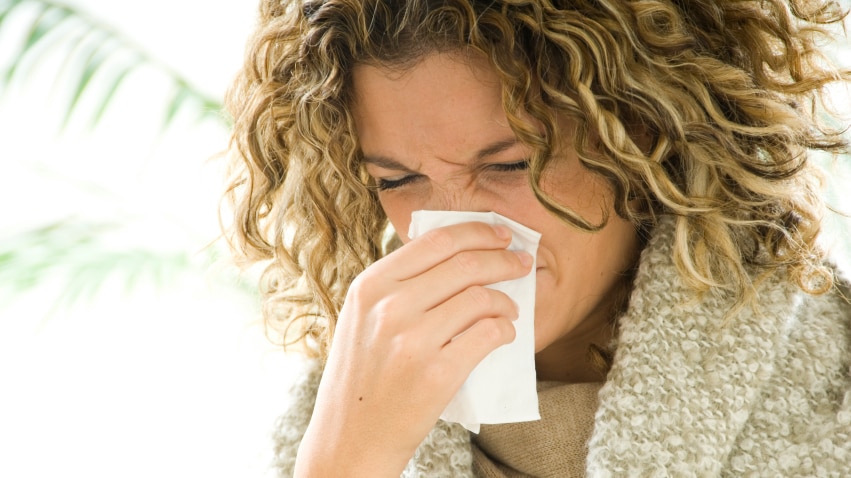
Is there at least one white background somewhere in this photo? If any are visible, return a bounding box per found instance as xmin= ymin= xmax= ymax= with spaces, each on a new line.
xmin=0 ymin=2 xmax=300 ymax=476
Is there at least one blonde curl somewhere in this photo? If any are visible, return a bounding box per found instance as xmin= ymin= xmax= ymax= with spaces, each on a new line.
xmin=224 ymin=0 xmax=850 ymax=357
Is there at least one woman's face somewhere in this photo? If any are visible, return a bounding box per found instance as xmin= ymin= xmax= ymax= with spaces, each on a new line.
xmin=352 ymin=52 xmax=639 ymax=364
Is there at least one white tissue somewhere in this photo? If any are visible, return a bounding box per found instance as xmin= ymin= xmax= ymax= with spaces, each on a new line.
xmin=408 ymin=210 xmax=541 ymax=433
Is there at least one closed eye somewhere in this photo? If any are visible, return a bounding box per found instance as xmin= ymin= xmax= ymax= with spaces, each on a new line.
xmin=487 ymin=160 xmax=529 ymax=172
xmin=374 ymin=174 xmax=423 ymax=191
xmin=371 ymin=160 xmax=528 ymax=191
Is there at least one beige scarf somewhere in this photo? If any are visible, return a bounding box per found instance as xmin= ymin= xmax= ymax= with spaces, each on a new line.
xmin=471 ymin=381 xmax=603 ymax=478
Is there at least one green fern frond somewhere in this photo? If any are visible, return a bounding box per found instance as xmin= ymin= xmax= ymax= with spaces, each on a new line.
xmin=0 ymin=220 xmax=191 ymax=299
xmin=0 ymin=0 xmax=225 ymax=130
xmin=0 ymin=218 xmax=260 ymax=314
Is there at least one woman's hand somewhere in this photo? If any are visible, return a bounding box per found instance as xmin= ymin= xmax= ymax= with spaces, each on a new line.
xmin=294 ymin=221 xmax=533 ymax=477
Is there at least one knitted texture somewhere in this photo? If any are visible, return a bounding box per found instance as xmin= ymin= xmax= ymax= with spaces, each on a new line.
xmin=586 ymin=216 xmax=851 ymax=477
xmin=402 ymin=420 xmax=474 ymax=478
xmin=271 ymin=215 xmax=851 ymax=476
xmin=271 ymin=358 xmax=322 ymax=476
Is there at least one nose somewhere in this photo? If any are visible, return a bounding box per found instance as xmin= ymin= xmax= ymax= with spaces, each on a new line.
xmin=423 ymin=183 xmax=490 ymax=212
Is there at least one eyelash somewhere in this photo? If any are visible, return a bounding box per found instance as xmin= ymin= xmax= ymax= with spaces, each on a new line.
xmin=488 ymin=160 xmax=530 ymax=173
xmin=374 ymin=160 xmax=530 ymax=191
xmin=375 ymin=175 xmax=422 ymax=191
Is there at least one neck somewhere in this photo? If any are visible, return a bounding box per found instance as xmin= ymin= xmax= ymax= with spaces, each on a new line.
xmin=535 ymin=312 xmax=615 ymax=383
xmin=535 ymin=246 xmax=640 ymax=384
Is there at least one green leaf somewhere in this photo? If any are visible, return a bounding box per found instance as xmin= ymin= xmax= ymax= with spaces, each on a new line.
xmin=7 ymin=4 xmax=78 ymax=83
xmin=24 ymin=4 xmax=71 ymax=50
xmin=0 ymin=0 xmax=26 ymax=30
xmin=0 ymin=0 xmax=226 ymax=130
xmin=163 ymin=81 xmax=191 ymax=129
xmin=61 ymin=33 xmax=115 ymax=128
xmin=89 ymin=57 xmax=136 ymax=127
xmin=0 ymin=219 xmax=195 ymax=315
xmin=2 ymin=2 xmax=48 ymax=85
xmin=197 ymin=95 xmax=226 ymax=124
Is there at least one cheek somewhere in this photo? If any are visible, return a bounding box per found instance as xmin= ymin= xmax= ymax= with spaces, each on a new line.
xmin=542 ymin=162 xmax=612 ymax=224
xmin=379 ymin=196 xmax=416 ymax=243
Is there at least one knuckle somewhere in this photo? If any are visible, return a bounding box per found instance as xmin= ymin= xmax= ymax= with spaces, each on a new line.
xmin=478 ymin=319 xmax=504 ymax=344
xmin=465 ymin=285 xmax=493 ymax=309
xmin=346 ymin=273 xmax=367 ymax=298
xmin=386 ymin=332 xmax=409 ymax=354
xmin=373 ymin=298 xmax=426 ymax=350
xmin=370 ymin=296 xmax=399 ymax=331
xmin=422 ymin=228 xmax=455 ymax=252
xmin=347 ymin=267 xmax=377 ymax=300
xmin=503 ymin=250 xmax=523 ymax=270
xmin=453 ymin=251 xmax=482 ymax=274
xmin=480 ymin=318 xmax=515 ymax=345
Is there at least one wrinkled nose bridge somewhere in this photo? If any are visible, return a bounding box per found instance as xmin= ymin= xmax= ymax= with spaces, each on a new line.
xmin=426 ymin=182 xmax=484 ymax=212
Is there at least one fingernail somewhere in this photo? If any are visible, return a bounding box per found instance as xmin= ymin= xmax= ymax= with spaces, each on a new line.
xmin=493 ymin=225 xmax=512 ymax=241
xmin=515 ymin=251 xmax=533 ymax=267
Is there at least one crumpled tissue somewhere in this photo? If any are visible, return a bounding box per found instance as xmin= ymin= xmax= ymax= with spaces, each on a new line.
xmin=408 ymin=210 xmax=541 ymax=433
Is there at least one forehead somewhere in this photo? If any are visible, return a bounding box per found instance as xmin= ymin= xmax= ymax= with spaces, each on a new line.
xmin=350 ymin=53 xmax=515 ymax=162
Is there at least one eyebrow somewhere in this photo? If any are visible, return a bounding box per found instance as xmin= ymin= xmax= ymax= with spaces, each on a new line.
xmin=474 ymin=138 xmax=520 ymax=161
xmin=362 ymin=137 xmax=520 ymax=170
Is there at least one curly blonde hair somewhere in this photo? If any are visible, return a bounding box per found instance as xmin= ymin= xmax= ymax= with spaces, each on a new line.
xmin=224 ymin=0 xmax=850 ymax=357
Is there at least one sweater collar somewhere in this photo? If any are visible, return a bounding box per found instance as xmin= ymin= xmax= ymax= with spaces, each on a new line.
xmin=279 ymin=215 xmax=805 ymax=476
xmin=586 ymin=215 xmax=800 ymax=475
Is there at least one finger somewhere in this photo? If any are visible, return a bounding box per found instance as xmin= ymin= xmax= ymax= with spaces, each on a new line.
xmin=371 ymin=222 xmax=513 ymax=281
xmin=440 ymin=317 xmax=517 ymax=383
xmin=426 ymin=286 xmax=519 ymax=344
xmin=402 ymin=248 xmax=532 ymax=312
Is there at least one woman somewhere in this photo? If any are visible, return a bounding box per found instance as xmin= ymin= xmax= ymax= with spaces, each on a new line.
xmin=224 ymin=0 xmax=851 ymax=476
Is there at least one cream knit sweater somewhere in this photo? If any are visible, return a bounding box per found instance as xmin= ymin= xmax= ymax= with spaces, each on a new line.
xmin=272 ymin=216 xmax=851 ymax=477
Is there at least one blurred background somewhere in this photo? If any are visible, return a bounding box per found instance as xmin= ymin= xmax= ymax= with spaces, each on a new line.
xmin=0 ymin=1 xmax=298 ymax=476
xmin=0 ymin=1 xmax=850 ymax=477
